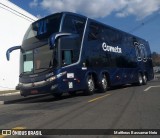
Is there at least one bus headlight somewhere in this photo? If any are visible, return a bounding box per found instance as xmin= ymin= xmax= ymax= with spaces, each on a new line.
xmin=46 ymin=76 xmax=56 ymax=82
xmin=46 ymin=72 xmax=66 ymax=82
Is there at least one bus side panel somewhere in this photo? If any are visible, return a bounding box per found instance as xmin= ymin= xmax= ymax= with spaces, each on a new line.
xmin=144 ymin=41 xmax=154 ymax=80
xmin=83 ymin=20 xmax=140 ymax=86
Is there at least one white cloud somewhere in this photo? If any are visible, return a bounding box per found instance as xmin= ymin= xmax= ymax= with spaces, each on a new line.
xmin=29 ymin=0 xmax=38 ymax=8
xmin=116 ymin=0 xmax=160 ymax=19
xmin=29 ymin=0 xmax=160 ymax=19
xmin=36 ymin=14 xmax=42 ymax=19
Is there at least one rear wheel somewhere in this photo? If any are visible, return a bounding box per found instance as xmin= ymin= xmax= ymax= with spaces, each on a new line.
xmin=98 ymin=75 xmax=108 ymax=93
xmin=84 ymin=75 xmax=95 ymax=95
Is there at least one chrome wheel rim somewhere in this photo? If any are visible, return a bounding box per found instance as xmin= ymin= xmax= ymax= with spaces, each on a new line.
xmin=102 ymin=78 xmax=107 ymax=90
xmin=88 ymin=79 xmax=94 ymax=92
xmin=139 ymin=75 xmax=143 ymax=84
xmin=143 ymin=75 xmax=147 ymax=83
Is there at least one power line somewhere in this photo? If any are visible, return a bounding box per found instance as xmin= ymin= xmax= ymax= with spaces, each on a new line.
xmin=129 ymin=12 xmax=160 ymax=33
xmin=0 ymin=2 xmax=37 ymax=22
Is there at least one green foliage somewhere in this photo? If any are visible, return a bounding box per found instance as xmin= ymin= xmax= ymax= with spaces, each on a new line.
xmin=152 ymin=52 xmax=160 ymax=66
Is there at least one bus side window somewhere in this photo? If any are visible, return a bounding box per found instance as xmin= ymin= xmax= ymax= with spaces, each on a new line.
xmin=62 ymin=15 xmax=85 ymax=38
xmin=88 ymin=23 xmax=100 ymax=41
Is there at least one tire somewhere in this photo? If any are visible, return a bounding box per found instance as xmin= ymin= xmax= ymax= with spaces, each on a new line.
xmin=142 ymin=74 xmax=147 ymax=85
xmin=84 ymin=75 xmax=95 ymax=95
xmin=98 ymin=74 xmax=108 ymax=93
xmin=137 ymin=73 xmax=143 ymax=86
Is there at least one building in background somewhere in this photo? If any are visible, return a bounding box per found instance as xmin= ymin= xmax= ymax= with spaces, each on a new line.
xmin=0 ymin=0 xmax=37 ymax=90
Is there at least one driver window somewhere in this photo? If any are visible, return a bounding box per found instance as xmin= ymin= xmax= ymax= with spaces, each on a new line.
xmin=62 ymin=50 xmax=73 ymax=65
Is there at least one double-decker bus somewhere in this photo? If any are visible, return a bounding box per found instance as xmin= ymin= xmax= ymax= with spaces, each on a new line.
xmin=6 ymin=12 xmax=154 ymax=97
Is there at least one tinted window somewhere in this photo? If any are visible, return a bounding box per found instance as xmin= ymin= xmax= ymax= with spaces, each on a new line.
xmin=103 ymin=28 xmax=122 ymax=44
xmin=88 ymin=23 xmax=101 ymax=41
xmin=62 ymin=15 xmax=86 ymax=38
xmin=88 ymin=22 xmax=122 ymax=44
xmin=61 ymin=15 xmax=86 ymax=66
xmin=23 ymin=14 xmax=62 ymax=40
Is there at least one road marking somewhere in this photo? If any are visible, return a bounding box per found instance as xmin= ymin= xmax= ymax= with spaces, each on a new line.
xmin=12 ymin=127 xmax=26 ymax=130
xmin=144 ymin=85 xmax=160 ymax=92
xmin=88 ymin=94 xmax=111 ymax=103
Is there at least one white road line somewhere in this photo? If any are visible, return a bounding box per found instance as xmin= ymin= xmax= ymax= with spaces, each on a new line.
xmin=144 ymin=85 xmax=160 ymax=92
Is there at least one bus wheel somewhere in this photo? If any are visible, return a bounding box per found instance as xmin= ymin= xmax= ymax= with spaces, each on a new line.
xmin=84 ymin=75 xmax=95 ymax=95
xmin=138 ymin=73 xmax=143 ymax=86
xmin=142 ymin=74 xmax=147 ymax=85
xmin=99 ymin=75 xmax=108 ymax=93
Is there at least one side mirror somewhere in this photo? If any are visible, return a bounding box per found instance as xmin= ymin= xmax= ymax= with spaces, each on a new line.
xmin=6 ymin=46 xmax=21 ymax=61
xmin=49 ymin=32 xmax=79 ymax=49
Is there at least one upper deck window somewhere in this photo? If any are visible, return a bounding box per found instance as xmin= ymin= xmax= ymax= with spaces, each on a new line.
xmin=62 ymin=14 xmax=86 ymax=38
xmin=23 ymin=14 xmax=62 ymax=40
xmin=88 ymin=22 xmax=101 ymax=41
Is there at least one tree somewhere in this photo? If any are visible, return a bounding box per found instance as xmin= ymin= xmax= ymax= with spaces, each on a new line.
xmin=152 ymin=52 xmax=160 ymax=66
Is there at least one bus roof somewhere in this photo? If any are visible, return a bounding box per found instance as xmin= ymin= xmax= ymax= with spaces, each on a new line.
xmin=36 ymin=11 xmax=148 ymax=43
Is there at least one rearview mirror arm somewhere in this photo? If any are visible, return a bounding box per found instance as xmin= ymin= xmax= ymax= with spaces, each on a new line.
xmin=6 ymin=46 xmax=21 ymax=61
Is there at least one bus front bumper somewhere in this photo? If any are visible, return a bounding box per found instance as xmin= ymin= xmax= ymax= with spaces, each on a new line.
xmin=17 ymin=80 xmax=60 ymax=97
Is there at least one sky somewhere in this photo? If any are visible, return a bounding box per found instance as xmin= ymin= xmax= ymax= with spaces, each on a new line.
xmin=10 ymin=0 xmax=160 ymax=53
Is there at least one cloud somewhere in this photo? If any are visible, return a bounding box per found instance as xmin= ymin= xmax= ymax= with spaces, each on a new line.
xmin=116 ymin=0 xmax=160 ymax=19
xmin=29 ymin=0 xmax=160 ymax=19
xmin=29 ymin=0 xmax=38 ymax=8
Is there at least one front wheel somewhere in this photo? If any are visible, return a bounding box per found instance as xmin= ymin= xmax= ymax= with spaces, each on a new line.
xmin=84 ymin=75 xmax=95 ymax=95
xmin=137 ymin=73 xmax=143 ymax=86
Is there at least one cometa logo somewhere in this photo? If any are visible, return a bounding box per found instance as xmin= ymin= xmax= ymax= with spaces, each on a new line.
xmin=102 ymin=42 xmax=122 ymax=53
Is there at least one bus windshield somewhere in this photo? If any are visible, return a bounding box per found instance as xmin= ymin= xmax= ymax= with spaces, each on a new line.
xmin=20 ymin=44 xmax=58 ymax=74
xmin=23 ymin=13 xmax=62 ymax=40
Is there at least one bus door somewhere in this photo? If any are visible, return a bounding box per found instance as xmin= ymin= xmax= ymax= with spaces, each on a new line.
xmin=58 ymin=14 xmax=86 ymax=91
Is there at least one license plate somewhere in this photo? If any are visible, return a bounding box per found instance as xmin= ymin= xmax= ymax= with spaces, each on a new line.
xmin=31 ymin=90 xmax=38 ymax=94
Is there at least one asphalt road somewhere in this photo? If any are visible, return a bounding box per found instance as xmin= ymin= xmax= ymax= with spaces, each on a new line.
xmin=0 ymin=80 xmax=160 ymax=138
